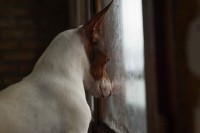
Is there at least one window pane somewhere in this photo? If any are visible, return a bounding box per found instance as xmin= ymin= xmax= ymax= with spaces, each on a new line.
xmin=100 ymin=0 xmax=147 ymax=132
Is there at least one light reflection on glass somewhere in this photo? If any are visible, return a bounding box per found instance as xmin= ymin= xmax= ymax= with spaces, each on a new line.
xmin=101 ymin=0 xmax=146 ymax=132
xmin=122 ymin=0 xmax=145 ymax=108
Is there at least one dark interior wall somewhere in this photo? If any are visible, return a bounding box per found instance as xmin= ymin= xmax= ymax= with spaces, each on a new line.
xmin=143 ymin=0 xmax=200 ymax=132
xmin=0 ymin=0 xmax=77 ymax=90
xmin=174 ymin=0 xmax=200 ymax=132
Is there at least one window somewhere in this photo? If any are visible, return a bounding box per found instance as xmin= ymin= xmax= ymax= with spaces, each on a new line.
xmin=92 ymin=0 xmax=147 ymax=132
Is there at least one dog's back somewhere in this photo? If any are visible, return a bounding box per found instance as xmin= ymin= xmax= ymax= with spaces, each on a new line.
xmin=0 ymin=82 xmax=91 ymax=133
xmin=0 ymin=30 xmax=91 ymax=133
xmin=0 ymin=1 xmax=113 ymax=132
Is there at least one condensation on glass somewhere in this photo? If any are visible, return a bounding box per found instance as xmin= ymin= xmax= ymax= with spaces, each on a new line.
xmin=99 ymin=0 xmax=147 ymax=132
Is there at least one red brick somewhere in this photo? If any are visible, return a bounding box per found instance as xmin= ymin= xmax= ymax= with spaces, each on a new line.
xmin=0 ymin=65 xmax=18 ymax=73
xmin=0 ymin=19 xmax=35 ymax=28
xmin=3 ymin=52 xmax=36 ymax=61
xmin=0 ymin=1 xmax=32 ymax=8
xmin=20 ymin=65 xmax=33 ymax=73
xmin=0 ymin=64 xmax=33 ymax=74
xmin=3 ymin=76 xmax=22 ymax=84
xmin=0 ymin=7 xmax=30 ymax=17
xmin=0 ymin=0 xmax=69 ymax=89
xmin=19 ymin=42 xmax=45 ymax=50
xmin=0 ymin=42 xmax=17 ymax=50
xmin=1 ymin=30 xmax=36 ymax=39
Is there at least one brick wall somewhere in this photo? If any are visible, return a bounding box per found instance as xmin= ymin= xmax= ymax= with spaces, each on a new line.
xmin=0 ymin=0 xmax=77 ymax=90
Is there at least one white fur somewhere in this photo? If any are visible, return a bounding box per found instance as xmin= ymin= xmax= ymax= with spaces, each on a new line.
xmin=0 ymin=28 xmax=94 ymax=133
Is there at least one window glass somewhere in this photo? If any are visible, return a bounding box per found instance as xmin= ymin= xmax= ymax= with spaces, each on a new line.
xmin=100 ymin=0 xmax=146 ymax=132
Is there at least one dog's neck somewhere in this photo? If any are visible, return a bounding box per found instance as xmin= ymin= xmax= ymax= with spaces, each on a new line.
xmin=22 ymin=1 xmax=113 ymax=99
xmin=25 ymin=29 xmax=89 ymax=94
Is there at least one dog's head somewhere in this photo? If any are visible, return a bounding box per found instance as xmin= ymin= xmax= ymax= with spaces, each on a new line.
xmin=78 ymin=1 xmax=113 ymax=97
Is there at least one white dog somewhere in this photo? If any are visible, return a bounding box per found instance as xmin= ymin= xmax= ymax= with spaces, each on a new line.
xmin=0 ymin=1 xmax=113 ymax=133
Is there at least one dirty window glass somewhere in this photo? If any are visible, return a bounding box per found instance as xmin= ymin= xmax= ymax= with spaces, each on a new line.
xmin=99 ymin=0 xmax=147 ymax=132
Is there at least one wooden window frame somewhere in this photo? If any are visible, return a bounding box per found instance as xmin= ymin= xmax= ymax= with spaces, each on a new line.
xmin=88 ymin=0 xmax=177 ymax=132
xmin=88 ymin=0 xmax=147 ymax=132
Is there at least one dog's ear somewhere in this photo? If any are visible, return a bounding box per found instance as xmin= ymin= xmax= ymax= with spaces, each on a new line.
xmin=79 ymin=0 xmax=113 ymax=43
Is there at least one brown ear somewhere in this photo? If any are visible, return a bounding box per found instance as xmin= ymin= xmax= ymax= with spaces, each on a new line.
xmin=81 ymin=0 xmax=113 ymax=34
